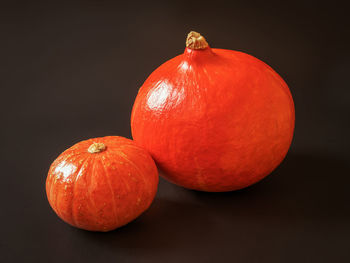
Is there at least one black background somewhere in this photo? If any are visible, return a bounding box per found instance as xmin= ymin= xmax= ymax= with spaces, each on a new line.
xmin=1 ymin=1 xmax=350 ymax=262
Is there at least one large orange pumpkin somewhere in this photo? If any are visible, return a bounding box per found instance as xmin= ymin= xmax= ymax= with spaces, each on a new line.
xmin=46 ymin=136 xmax=158 ymax=231
xmin=131 ymin=31 xmax=295 ymax=192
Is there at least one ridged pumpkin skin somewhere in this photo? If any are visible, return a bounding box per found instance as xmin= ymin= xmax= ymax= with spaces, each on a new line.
xmin=46 ymin=136 xmax=158 ymax=231
xmin=131 ymin=35 xmax=295 ymax=192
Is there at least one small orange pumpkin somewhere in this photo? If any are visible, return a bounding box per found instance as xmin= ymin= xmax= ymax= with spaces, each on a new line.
xmin=46 ymin=136 xmax=158 ymax=231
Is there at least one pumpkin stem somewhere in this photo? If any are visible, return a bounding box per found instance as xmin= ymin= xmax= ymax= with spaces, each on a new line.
xmin=186 ymin=31 xmax=209 ymax=50
xmin=88 ymin=142 xmax=106 ymax=153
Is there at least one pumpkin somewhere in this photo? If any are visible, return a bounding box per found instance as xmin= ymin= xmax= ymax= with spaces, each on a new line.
xmin=131 ymin=31 xmax=295 ymax=192
xmin=46 ymin=136 xmax=158 ymax=231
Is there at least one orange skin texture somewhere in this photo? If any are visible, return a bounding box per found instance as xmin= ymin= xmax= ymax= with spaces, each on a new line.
xmin=46 ymin=136 xmax=158 ymax=231
xmin=131 ymin=47 xmax=295 ymax=192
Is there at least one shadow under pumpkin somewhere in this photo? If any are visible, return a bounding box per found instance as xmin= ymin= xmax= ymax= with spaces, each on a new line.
xmin=78 ymin=152 xmax=349 ymax=258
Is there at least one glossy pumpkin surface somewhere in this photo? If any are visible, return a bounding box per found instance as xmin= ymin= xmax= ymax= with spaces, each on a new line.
xmin=131 ymin=32 xmax=295 ymax=192
xmin=46 ymin=136 xmax=158 ymax=231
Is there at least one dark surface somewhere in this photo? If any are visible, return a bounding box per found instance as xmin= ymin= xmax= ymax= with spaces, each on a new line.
xmin=1 ymin=1 xmax=350 ymax=262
